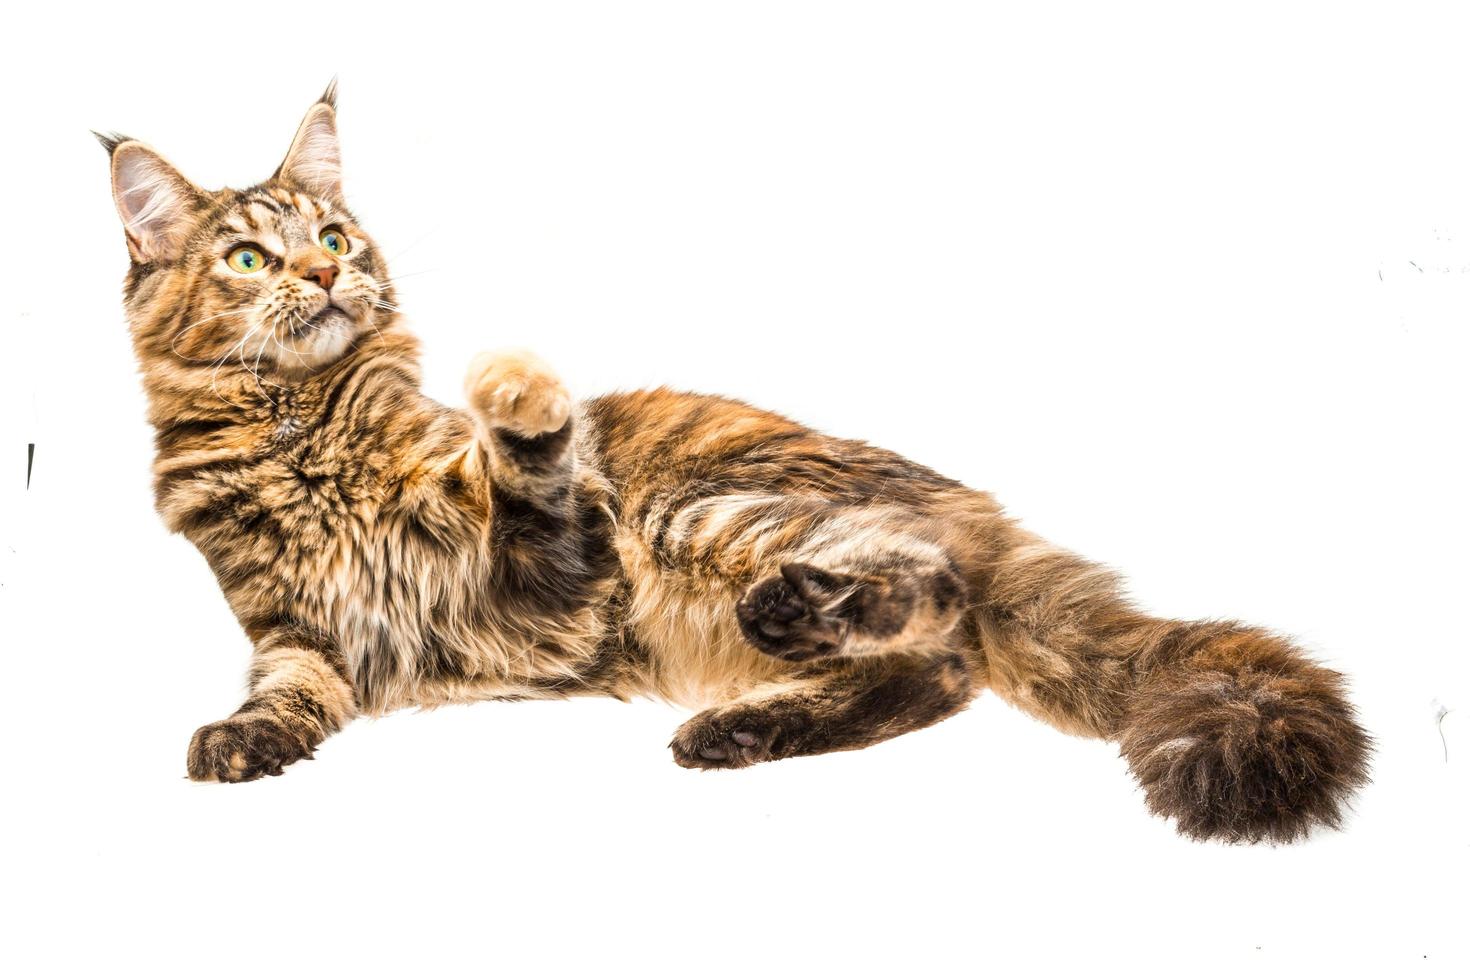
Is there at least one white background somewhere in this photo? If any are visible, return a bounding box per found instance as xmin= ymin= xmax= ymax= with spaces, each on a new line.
xmin=2 ymin=2 xmax=1466 ymax=976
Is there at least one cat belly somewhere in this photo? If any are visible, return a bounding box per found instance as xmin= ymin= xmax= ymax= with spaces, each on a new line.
xmin=613 ymin=532 xmax=793 ymax=709
xmin=303 ymin=518 xmax=784 ymax=712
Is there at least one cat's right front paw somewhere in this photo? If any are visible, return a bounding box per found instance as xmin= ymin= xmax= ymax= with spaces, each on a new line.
xmin=465 ymin=349 xmax=571 ymax=436
xmin=187 ymin=713 xmax=313 ymax=782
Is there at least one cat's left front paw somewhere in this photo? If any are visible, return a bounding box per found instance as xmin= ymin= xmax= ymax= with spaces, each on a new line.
xmin=465 ymin=349 xmax=571 ymax=436
xmin=187 ymin=713 xmax=313 ymax=782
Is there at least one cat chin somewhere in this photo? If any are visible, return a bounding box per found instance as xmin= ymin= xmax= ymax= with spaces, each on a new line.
xmin=274 ymin=314 xmax=358 ymax=374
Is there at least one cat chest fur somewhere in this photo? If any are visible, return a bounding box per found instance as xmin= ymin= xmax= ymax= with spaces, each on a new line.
xmin=156 ymin=439 xmax=612 ymax=713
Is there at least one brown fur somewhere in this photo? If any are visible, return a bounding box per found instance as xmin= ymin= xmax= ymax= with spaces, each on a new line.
xmin=100 ymin=88 xmax=1370 ymax=842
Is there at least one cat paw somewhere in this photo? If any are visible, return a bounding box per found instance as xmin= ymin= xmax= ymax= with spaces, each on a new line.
xmin=187 ymin=713 xmax=314 ymax=783
xmin=739 ymin=561 xmax=923 ymax=661
xmin=737 ymin=563 xmax=856 ymax=660
xmin=671 ymin=706 xmax=807 ymax=770
xmin=465 ymin=349 xmax=571 ymax=436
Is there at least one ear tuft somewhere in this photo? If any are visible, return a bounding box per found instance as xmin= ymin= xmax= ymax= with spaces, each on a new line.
xmin=92 ymin=130 xmax=133 ymax=155
xmin=108 ymin=141 xmax=205 ymax=263
xmin=319 ymin=76 xmax=339 ymax=110
xmin=275 ymin=95 xmax=343 ymax=200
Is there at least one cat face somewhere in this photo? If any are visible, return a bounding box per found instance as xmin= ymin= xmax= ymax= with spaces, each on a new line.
xmin=102 ymin=85 xmax=394 ymax=376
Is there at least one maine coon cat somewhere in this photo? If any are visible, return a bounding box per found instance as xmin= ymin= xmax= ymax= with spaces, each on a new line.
xmin=99 ymin=85 xmax=1370 ymax=843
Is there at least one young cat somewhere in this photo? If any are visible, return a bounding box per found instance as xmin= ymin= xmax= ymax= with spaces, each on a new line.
xmin=100 ymin=85 xmax=1369 ymax=843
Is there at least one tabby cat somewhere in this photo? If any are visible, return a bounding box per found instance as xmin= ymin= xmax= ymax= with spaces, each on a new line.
xmin=99 ymin=85 xmax=1370 ymax=843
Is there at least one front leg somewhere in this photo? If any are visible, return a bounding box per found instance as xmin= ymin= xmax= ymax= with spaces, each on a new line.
xmin=465 ymin=348 xmax=575 ymax=497
xmin=463 ymin=349 xmax=617 ymax=609
xmin=187 ymin=630 xmax=356 ymax=782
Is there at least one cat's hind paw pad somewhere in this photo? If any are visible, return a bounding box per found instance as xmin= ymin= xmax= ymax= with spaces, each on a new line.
xmin=671 ymin=709 xmax=795 ymax=770
xmin=736 ymin=562 xmax=858 ymax=661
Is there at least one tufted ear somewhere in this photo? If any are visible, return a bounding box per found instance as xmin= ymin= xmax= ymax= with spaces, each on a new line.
xmin=96 ymin=133 xmax=207 ymax=263
xmin=275 ymin=80 xmax=342 ymax=200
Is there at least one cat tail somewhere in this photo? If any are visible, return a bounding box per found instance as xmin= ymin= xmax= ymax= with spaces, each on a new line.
xmin=972 ymin=530 xmax=1371 ymax=843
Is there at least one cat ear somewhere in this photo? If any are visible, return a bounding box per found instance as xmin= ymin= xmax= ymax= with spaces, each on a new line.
xmin=97 ymin=133 xmax=206 ymax=263
xmin=275 ymin=81 xmax=342 ymax=200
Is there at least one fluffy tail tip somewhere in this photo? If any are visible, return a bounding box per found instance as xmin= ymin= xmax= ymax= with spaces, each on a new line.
xmin=1120 ymin=635 xmax=1371 ymax=844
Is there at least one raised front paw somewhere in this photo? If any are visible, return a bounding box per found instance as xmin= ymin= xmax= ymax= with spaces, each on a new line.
xmin=187 ymin=713 xmax=314 ymax=782
xmin=465 ymin=349 xmax=571 ymax=436
xmin=670 ymin=704 xmax=811 ymax=770
xmin=735 ymin=562 xmax=912 ymax=661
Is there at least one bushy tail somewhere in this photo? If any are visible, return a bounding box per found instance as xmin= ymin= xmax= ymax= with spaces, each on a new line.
xmin=973 ymin=531 xmax=1371 ymax=843
xmin=1118 ymin=628 xmax=1371 ymax=842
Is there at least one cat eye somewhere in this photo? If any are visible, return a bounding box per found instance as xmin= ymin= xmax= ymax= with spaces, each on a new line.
xmin=226 ymin=245 xmax=269 ymax=274
xmin=319 ymin=227 xmax=350 ymax=255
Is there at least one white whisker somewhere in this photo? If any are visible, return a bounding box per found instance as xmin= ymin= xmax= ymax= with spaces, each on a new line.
xmin=170 ymin=303 xmax=265 ymax=363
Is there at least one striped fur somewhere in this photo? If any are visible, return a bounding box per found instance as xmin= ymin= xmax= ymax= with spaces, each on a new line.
xmin=100 ymin=90 xmax=1370 ymax=842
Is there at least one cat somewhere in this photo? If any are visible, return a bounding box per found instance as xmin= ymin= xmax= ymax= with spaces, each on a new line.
xmin=98 ymin=84 xmax=1369 ymax=843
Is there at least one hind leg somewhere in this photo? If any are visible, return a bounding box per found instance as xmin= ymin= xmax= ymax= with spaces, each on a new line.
xmin=736 ymin=547 xmax=967 ymax=662
xmin=642 ymin=490 xmax=967 ymax=661
xmin=671 ymin=650 xmax=976 ymax=769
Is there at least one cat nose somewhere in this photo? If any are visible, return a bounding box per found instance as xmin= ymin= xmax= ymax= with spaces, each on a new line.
xmin=302 ymin=265 xmax=338 ymax=290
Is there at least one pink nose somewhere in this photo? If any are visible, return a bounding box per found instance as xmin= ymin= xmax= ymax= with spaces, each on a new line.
xmin=303 ymin=265 xmax=338 ymax=290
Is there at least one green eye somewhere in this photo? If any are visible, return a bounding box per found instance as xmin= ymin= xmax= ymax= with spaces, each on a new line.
xmin=319 ymin=228 xmax=349 ymax=255
xmin=227 ymin=246 xmax=267 ymax=273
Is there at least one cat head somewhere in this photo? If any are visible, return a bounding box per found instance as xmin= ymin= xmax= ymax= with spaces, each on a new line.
xmin=100 ymin=82 xmax=396 ymax=380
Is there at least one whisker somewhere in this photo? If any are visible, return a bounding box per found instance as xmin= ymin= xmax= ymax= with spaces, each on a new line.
xmin=383 ymin=230 xmax=436 ymax=266
xmin=249 ymin=326 xmax=284 ymax=399
xmin=279 ymin=312 xmax=310 ymax=368
xmin=271 ymin=318 xmax=310 ymax=368
xmin=169 ymin=304 xmax=265 ymax=363
xmin=374 ymin=269 xmax=436 ymax=286
xmin=208 ymin=323 xmax=263 ymax=410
